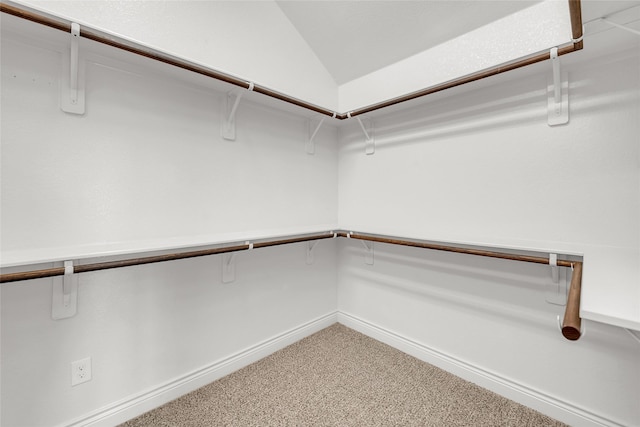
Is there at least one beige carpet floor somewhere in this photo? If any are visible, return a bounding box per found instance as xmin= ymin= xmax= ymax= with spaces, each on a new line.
xmin=120 ymin=323 xmax=566 ymax=427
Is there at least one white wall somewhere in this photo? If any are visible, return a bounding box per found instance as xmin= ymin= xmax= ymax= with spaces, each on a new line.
xmin=2 ymin=243 xmax=338 ymax=427
xmin=1 ymin=14 xmax=338 ymax=260
xmin=337 ymin=240 xmax=640 ymax=427
xmin=338 ymin=48 xmax=639 ymax=253
xmin=1 ymin=15 xmax=338 ymax=427
xmin=15 ymin=0 xmax=339 ymax=111
xmin=337 ymin=32 xmax=640 ymax=427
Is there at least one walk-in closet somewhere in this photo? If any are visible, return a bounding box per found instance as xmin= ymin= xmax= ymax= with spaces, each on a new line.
xmin=1 ymin=1 xmax=639 ymax=426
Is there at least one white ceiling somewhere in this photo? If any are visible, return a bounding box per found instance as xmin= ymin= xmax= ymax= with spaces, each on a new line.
xmin=275 ymin=0 xmax=540 ymax=85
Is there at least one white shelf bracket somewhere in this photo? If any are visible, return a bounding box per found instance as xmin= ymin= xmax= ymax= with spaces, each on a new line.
xmin=306 ymin=241 xmax=319 ymax=264
xmin=52 ymin=260 xmax=78 ymax=320
xmin=222 ymin=91 xmax=243 ymax=141
xmin=545 ymin=254 xmax=568 ymax=306
xmin=221 ymin=82 xmax=254 ymax=141
xmin=625 ymin=328 xmax=640 ymax=345
xmin=222 ymin=241 xmax=252 ymax=282
xmin=361 ymin=240 xmax=374 ymax=265
xmin=599 ymin=17 xmax=640 ymax=36
xmin=550 ymin=253 xmax=559 ymax=283
xmin=348 ymin=113 xmax=375 ymax=154
xmin=60 ymin=23 xmax=85 ymax=115
xmin=547 ymin=47 xmax=569 ymax=126
xmin=307 ymin=115 xmax=331 ymax=155
xmin=222 ymin=252 xmax=237 ymax=283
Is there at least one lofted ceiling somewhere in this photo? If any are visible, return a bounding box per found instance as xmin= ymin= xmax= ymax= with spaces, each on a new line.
xmin=275 ymin=0 xmax=540 ymax=85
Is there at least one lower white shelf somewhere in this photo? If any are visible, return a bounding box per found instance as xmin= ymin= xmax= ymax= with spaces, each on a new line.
xmin=2 ymin=227 xmax=638 ymax=333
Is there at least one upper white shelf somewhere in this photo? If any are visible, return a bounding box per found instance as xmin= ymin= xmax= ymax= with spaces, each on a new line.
xmin=4 ymin=0 xmax=581 ymax=118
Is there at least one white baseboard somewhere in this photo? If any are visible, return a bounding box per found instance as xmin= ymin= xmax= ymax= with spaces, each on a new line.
xmin=64 ymin=311 xmax=338 ymax=427
xmin=337 ymin=311 xmax=621 ymax=427
xmin=61 ymin=310 xmax=622 ymax=427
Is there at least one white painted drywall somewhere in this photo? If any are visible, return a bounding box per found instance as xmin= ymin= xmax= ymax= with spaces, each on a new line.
xmin=0 ymin=16 xmax=338 ymax=426
xmin=2 ymin=243 xmax=338 ymax=427
xmin=14 ymin=0 xmax=339 ymax=111
xmin=338 ymin=240 xmax=640 ymax=427
xmin=337 ymin=29 xmax=640 ymax=427
xmin=0 ymin=14 xmax=338 ymax=262
xmin=338 ymin=47 xmax=639 ymax=254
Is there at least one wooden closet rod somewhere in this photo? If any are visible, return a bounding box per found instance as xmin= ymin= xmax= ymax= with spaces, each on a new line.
xmin=0 ymin=2 xmax=335 ymax=118
xmin=339 ymin=232 xmax=583 ymax=340
xmin=0 ymin=230 xmax=583 ymax=340
xmin=347 ymin=0 xmax=583 ymax=118
xmin=0 ymin=233 xmax=335 ymax=284
xmin=0 ymin=0 xmax=583 ymax=120
xmin=339 ymin=232 xmax=576 ymax=267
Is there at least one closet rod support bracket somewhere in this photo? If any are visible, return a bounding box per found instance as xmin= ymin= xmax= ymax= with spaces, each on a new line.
xmin=307 ymin=116 xmax=328 ymax=155
xmin=222 ymin=83 xmax=254 ymax=141
xmin=361 ymin=240 xmax=374 ymax=265
xmin=348 ymin=113 xmax=375 ymax=154
xmin=547 ymin=47 xmax=569 ymax=126
xmin=60 ymin=22 xmax=85 ymax=115
xmin=306 ymin=241 xmax=319 ymax=264
xmin=546 ymin=253 xmax=568 ymax=305
xmin=599 ymin=17 xmax=640 ymax=36
xmin=222 ymin=252 xmax=237 ymax=283
xmin=550 ymin=253 xmax=559 ymax=283
xmin=52 ymin=260 xmax=78 ymax=320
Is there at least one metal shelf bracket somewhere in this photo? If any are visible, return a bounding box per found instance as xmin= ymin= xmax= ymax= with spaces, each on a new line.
xmin=599 ymin=17 xmax=640 ymax=36
xmin=348 ymin=113 xmax=375 ymax=154
xmin=306 ymin=241 xmax=318 ymax=264
xmin=222 ymin=82 xmax=254 ymax=140
xmin=222 ymin=252 xmax=237 ymax=283
xmin=550 ymin=253 xmax=559 ymax=283
xmin=307 ymin=114 xmax=334 ymax=154
xmin=60 ymin=23 xmax=85 ymax=115
xmin=52 ymin=260 xmax=78 ymax=319
xmin=222 ymin=241 xmax=252 ymax=282
xmin=547 ymin=47 xmax=569 ymax=126
xmin=546 ymin=253 xmax=568 ymax=305
xmin=361 ymin=240 xmax=374 ymax=265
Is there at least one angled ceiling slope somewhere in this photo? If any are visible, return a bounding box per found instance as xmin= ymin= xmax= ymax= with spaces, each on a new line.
xmin=275 ymin=0 xmax=539 ymax=85
xmin=0 ymin=0 xmax=582 ymax=119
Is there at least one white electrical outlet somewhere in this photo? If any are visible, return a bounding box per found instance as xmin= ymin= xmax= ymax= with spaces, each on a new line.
xmin=71 ymin=357 xmax=92 ymax=386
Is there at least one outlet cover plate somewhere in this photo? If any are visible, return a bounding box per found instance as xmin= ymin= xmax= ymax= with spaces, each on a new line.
xmin=71 ymin=357 xmax=92 ymax=386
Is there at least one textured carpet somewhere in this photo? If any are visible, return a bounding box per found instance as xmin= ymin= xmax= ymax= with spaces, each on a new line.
xmin=120 ymin=323 xmax=566 ymax=426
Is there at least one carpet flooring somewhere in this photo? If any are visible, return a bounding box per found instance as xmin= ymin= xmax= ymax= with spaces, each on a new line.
xmin=120 ymin=323 xmax=567 ymax=426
